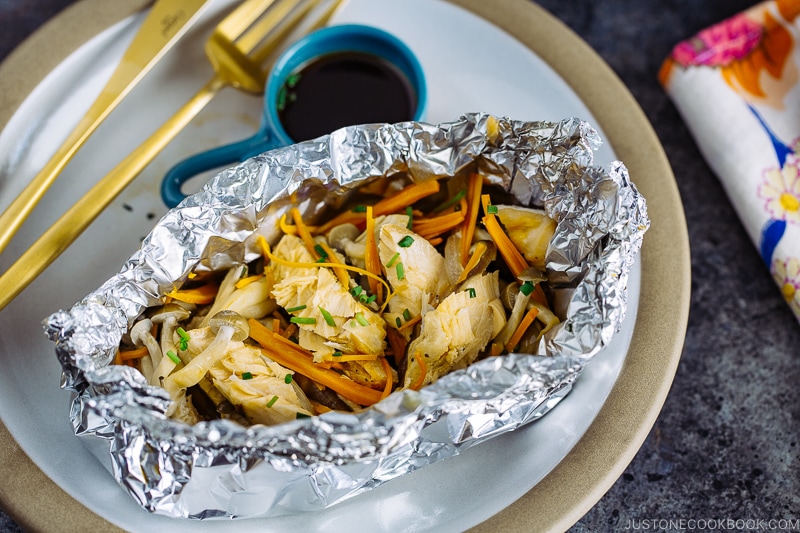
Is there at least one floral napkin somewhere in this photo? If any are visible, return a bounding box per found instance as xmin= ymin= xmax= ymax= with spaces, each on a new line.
xmin=660 ymin=0 xmax=800 ymax=323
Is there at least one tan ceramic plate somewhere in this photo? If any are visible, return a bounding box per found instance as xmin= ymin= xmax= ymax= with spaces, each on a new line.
xmin=0 ymin=0 xmax=689 ymax=531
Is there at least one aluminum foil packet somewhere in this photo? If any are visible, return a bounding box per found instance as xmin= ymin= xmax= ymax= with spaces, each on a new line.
xmin=43 ymin=113 xmax=649 ymax=519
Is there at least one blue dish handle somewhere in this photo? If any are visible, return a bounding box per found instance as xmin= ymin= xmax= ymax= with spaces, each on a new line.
xmin=161 ymin=131 xmax=278 ymax=208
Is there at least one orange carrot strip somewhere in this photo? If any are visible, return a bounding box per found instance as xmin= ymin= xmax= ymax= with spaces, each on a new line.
xmin=118 ymin=346 xmax=149 ymax=361
xmin=282 ymin=323 xmax=298 ymax=340
xmin=461 ymin=172 xmax=483 ymax=265
xmin=248 ymin=319 xmax=383 ymax=406
xmin=481 ymin=194 xmax=528 ymax=278
xmin=505 ymin=306 xmax=540 ymax=353
xmin=291 ymin=207 xmax=320 ymax=259
xmin=321 ymin=353 xmax=379 ymax=362
xmin=456 ymin=241 xmax=487 ymax=284
xmin=165 ymin=282 xmax=219 ymax=304
xmin=398 ymin=314 xmax=422 ymax=332
xmin=409 ymin=352 xmax=427 ymax=391
xmin=380 ymin=357 xmax=393 ymax=399
xmin=113 ymin=350 xmax=123 ymax=365
xmin=428 ymin=237 xmax=443 ymax=247
xmin=386 ymin=326 xmax=408 ymax=367
xmin=490 ymin=342 xmax=503 ymax=357
xmin=316 ymin=180 xmax=441 ymax=233
xmin=272 ymin=317 xmax=281 ymax=336
xmin=316 ymin=240 xmax=351 ymax=289
xmin=364 ymin=206 xmax=383 ymax=303
xmin=413 ymin=210 xmax=466 ymax=240
xmin=235 ymin=273 xmax=263 ymax=289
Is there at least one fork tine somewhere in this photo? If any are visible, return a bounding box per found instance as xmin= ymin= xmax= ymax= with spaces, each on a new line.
xmin=215 ymin=0 xmax=280 ymax=40
xmin=236 ymin=0 xmax=308 ymax=54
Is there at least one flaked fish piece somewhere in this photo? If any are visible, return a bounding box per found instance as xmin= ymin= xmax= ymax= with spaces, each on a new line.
xmin=404 ymin=271 xmax=503 ymax=388
xmin=494 ymin=205 xmax=556 ymax=270
xmin=270 ymin=234 xmax=386 ymax=357
xmin=378 ymin=223 xmax=451 ymax=331
xmin=209 ymin=344 xmax=313 ymax=425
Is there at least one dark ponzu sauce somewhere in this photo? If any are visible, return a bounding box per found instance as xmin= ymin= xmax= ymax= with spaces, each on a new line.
xmin=277 ymin=50 xmax=417 ymax=142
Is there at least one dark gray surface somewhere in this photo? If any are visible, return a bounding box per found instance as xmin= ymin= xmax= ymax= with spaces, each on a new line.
xmin=1 ymin=1 xmax=798 ymax=532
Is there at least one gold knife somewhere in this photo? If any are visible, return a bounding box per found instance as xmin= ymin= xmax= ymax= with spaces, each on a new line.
xmin=0 ymin=0 xmax=211 ymax=256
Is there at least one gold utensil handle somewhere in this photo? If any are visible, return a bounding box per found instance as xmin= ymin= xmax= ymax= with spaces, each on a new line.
xmin=0 ymin=0 xmax=209 ymax=256
xmin=0 ymin=77 xmax=225 ymax=312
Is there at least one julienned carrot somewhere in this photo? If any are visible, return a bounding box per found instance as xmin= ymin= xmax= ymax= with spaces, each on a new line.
xmin=316 ymin=179 xmax=441 ymax=233
xmin=364 ymin=206 xmax=383 ymax=302
xmin=480 ymin=194 xmax=528 ymax=278
xmin=165 ymin=282 xmax=220 ymax=304
xmin=386 ymin=326 xmax=408 ymax=367
xmin=461 ymin=172 xmax=483 ymax=265
xmin=380 ymin=357 xmax=393 ymax=399
xmin=291 ymin=207 xmax=320 ymax=259
xmin=118 ymin=346 xmax=149 ymax=361
xmin=456 ymin=241 xmax=488 ymax=284
xmin=412 ymin=210 xmax=465 ymax=240
xmin=316 ymin=239 xmax=351 ymax=289
xmin=248 ymin=319 xmax=383 ymax=406
xmin=505 ymin=306 xmax=540 ymax=352
xmin=409 ymin=352 xmax=427 ymax=391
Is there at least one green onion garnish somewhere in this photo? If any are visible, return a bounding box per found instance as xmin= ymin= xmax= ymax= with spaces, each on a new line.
xmin=242 ymin=372 xmax=253 ymax=380
xmin=284 ymin=374 xmax=293 ymax=384
xmin=355 ymin=312 xmax=369 ymax=326
xmin=350 ymin=286 xmax=363 ymax=297
xmin=519 ymin=281 xmax=534 ymax=296
xmin=319 ymin=306 xmax=336 ymax=327
xmin=286 ymin=72 xmax=301 ymax=88
xmin=277 ymin=86 xmax=287 ymax=111
xmin=178 ymin=338 xmax=188 ymax=351
xmin=290 ymin=316 xmax=317 ymax=325
xmin=433 ymin=189 xmax=466 ymax=212
xmin=267 ymin=395 xmax=279 ymax=408
xmin=176 ymin=327 xmax=190 ymax=350
xmin=405 ymin=206 xmax=413 ymax=229
xmin=296 ymin=413 xmax=311 ymax=419
xmin=402 ymin=308 xmax=412 ymax=321
xmin=398 ymin=235 xmax=415 ymax=248
xmin=332 ymin=351 xmax=342 ymax=357
xmin=166 ymin=350 xmax=181 ymax=365
xmin=365 ymin=294 xmax=377 ymax=305
xmin=177 ymin=327 xmax=190 ymax=340
xmin=396 ymin=262 xmax=405 ymax=280
xmin=386 ymin=252 xmax=400 ymax=268
xmin=286 ymin=304 xmax=307 ymax=313
xmin=351 ymin=205 xmax=367 ymax=213
xmin=396 ymin=317 xmax=402 ymax=328
xmin=314 ymin=244 xmax=327 ymax=258
xmin=239 ymin=265 xmax=248 ymax=279
xmin=315 ymin=257 xmax=327 ymax=263
xmin=487 ymin=204 xmax=499 ymax=214
xmin=468 ymin=288 xmax=477 ymax=298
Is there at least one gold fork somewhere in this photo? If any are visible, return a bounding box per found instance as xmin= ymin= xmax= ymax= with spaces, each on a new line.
xmin=0 ymin=0 xmax=345 ymax=312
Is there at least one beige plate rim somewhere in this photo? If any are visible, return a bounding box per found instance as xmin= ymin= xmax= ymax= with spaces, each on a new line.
xmin=0 ymin=0 xmax=690 ymax=532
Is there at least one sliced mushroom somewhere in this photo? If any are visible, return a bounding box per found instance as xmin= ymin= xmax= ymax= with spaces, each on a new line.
xmin=163 ymin=310 xmax=250 ymax=396
xmin=326 ymin=223 xmax=359 ymax=251
xmin=130 ymin=318 xmax=160 ymax=382
xmin=149 ymin=304 xmax=191 ymax=386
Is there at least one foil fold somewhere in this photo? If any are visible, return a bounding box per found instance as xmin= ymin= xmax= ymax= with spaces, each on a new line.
xmin=43 ymin=113 xmax=648 ymax=518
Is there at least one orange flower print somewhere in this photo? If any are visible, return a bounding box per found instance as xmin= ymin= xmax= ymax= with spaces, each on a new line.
xmin=759 ymin=157 xmax=800 ymax=224
xmin=771 ymin=256 xmax=800 ymax=318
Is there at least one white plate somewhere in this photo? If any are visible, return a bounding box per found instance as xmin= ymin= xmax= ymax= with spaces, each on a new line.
xmin=0 ymin=1 xmax=644 ymax=532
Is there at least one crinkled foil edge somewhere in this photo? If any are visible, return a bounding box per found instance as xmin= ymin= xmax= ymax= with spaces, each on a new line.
xmin=43 ymin=113 xmax=648 ymax=518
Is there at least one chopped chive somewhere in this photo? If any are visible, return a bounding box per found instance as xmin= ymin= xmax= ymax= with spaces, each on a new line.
xmin=177 ymin=327 xmax=190 ymax=340
xmin=350 ymin=286 xmax=363 ymax=297
xmin=277 ymin=86 xmax=287 ymax=111
xmin=179 ymin=338 xmax=188 ymax=351
xmin=319 ymin=306 xmax=336 ymax=327
xmin=359 ymin=292 xmax=369 ymax=303
xmin=468 ymin=288 xmax=477 ymax=298
xmin=286 ymin=304 xmax=307 ymax=313
xmin=332 ymin=351 xmax=342 ymax=357
xmin=315 ymin=257 xmax=326 ymax=263
xmin=351 ymin=205 xmax=367 ymax=213
xmin=405 ymin=206 xmax=413 ymax=229
xmin=286 ymin=72 xmax=301 ymax=88
xmin=402 ymin=308 xmax=412 ymax=321
xmin=397 ymin=235 xmax=415 ymax=248
xmin=239 ymin=265 xmax=248 ymax=279
xmin=242 ymin=372 xmax=253 ymax=380
xmin=284 ymin=374 xmax=293 ymax=384
xmin=176 ymin=327 xmax=190 ymax=350
xmin=519 ymin=281 xmax=534 ymax=296
xmin=433 ymin=189 xmax=466 ymax=212
xmin=355 ymin=312 xmax=369 ymax=326
xmin=166 ymin=350 xmax=181 ymax=365
xmin=487 ymin=204 xmax=499 ymax=214
xmin=396 ymin=317 xmax=402 ymax=327
xmin=365 ymin=294 xmax=377 ymax=305
xmin=266 ymin=395 xmax=279 ymax=408
xmin=296 ymin=413 xmax=311 ymax=419
xmin=290 ymin=316 xmax=317 ymax=325
xmin=386 ymin=252 xmax=400 ymax=268
xmin=396 ymin=262 xmax=405 ymax=280
xmin=314 ymin=244 xmax=327 ymax=258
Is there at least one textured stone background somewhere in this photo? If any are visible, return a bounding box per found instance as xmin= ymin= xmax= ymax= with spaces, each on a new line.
xmin=1 ymin=1 xmax=799 ymax=532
